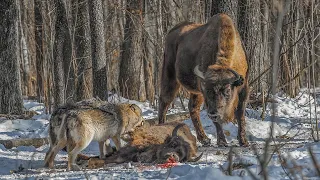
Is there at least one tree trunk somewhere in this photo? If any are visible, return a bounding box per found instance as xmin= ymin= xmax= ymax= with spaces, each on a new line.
xmin=212 ymin=0 xmax=238 ymax=26
xmin=42 ymin=0 xmax=55 ymax=113
xmin=21 ymin=0 xmax=37 ymax=97
xmin=53 ymin=0 xmax=69 ymax=108
xmin=119 ymin=0 xmax=146 ymax=101
xmin=35 ymin=0 xmax=44 ymax=103
xmin=88 ymin=0 xmax=108 ymax=100
xmin=238 ymin=0 xmax=263 ymax=93
xmin=103 ymin=0 xmax=123 ymax=94
xmin=62 ymin=1 xmax=74 ymax=102
xmin=0 ymin=0 xmax=24 ymax=115
xmin=143 ymin=0 xmax=156 ymax=104
xmin=154 ymin=0 xmax=164 ymax=99
xmin=75 ymin=0 xmax=93 ymax=101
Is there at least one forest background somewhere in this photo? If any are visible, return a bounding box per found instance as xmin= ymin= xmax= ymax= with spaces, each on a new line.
xmin=0 ymin=0 xmax=319 ymax=115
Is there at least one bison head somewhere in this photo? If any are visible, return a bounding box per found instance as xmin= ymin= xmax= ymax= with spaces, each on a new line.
xmin=156 ymin=135 xmax=189 ymax=163
xmin=194 ymin=65 xmax=244 ymax=122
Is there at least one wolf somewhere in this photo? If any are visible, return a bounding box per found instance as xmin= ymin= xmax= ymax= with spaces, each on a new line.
xmin=44 ymin=102 xmax=144 ymax=170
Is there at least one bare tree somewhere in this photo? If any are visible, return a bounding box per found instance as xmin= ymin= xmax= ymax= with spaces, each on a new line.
xmin=0 ymin=0 xmax=24 ymax=114
xmin=238 ymin=0 xmax=264 ymax=94
xmin=103 ymin=0 xmax=125 ymax=94
xmin=211 ymin=0 xmax=238 ymax=26
xmin=119 ymin=0 xmax=146 ymax=101
xmin=35 ymin=0 xmax=44 ymax=103
xmin=53 ymin=0 xmax=69 ymax=108
xmin=143 ymin=0 xmax=157 ymax=103
xmin=4 ymin=0 xmax=320 ymax=112
xmin=88 ymin=0 xmax=108 ymax=100
xmin=75 ymin=0 xmax=93 ymax=101
xmin=20 ymin=0 xmax=37 ymax=97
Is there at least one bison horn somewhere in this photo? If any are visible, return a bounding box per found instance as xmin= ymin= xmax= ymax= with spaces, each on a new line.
xmin=227 ymin=69 xmax=240 ymax=80
xmin=172 ymin=123 xmax=186 ymax=137
xmin=189 ymin=152 xmax=203 ymax=162
xmin=194 ymin=65 xmax=205 ymax=80
xmin=227 ymin=69 xmax=244 ymax=86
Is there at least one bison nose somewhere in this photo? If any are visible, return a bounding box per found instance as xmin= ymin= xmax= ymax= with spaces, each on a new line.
xmin=164 ymin=154 xmax=171 ymax=159
xmin=207 ymin=113 xmax=219 ymax=119
xmin=165 ymin=153 xmax=179 ymax=162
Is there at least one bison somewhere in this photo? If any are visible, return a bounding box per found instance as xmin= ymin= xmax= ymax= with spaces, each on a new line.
xmin=158 ymin=13 xmax=249 ymax=147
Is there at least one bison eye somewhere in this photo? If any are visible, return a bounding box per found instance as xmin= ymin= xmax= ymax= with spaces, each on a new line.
xmin=206 ymin=89 xmax=214 ymax=94
xmin=171 ymin=142 xmax=177 ymax=147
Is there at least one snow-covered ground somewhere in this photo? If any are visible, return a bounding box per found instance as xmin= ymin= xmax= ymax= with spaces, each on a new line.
xmin=1 ymin=90 xmax=320 ymax=179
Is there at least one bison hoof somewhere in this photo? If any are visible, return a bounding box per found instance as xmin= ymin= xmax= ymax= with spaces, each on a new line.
xmin=237 ymin=136 xmax=249 ymax=147
xmin=240 ymin=141 xmax=249 ymax=147
xmin=200 ymin=138 xmax=211 ymax=146
xmin=217 ymin=141 xmax=228 ymax=147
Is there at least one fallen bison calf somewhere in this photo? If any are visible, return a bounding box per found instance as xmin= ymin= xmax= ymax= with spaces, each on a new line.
xmin=87 ymin=122 xmax=202 ymax=168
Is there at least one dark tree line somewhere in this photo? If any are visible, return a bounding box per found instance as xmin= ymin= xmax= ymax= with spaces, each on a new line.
xmin=0 ymin=0 xmax=319 ymax=114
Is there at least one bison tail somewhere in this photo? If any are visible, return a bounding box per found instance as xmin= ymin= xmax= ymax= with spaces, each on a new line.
xmin=189 ymin=152 xmax=203 ymax=162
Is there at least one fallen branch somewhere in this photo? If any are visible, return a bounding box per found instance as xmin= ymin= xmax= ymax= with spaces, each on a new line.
xmin=0 ymin=111 xmax=38 ymax=120
xmin=248 ymin=98 xmax=278 ymax=108
xmin=0 ymin=138 xmax=48 ymax=149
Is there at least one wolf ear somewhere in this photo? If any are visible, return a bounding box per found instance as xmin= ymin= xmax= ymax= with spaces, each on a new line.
xmin=129 ymin=104 xmax=137 ymax=111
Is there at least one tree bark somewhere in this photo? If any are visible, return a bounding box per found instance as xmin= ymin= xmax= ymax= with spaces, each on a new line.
xmin=75 ymin=0 xmax=93 ymax=101
xmin=62 ymin=1 xmax=74 ymax=101
xmin=143 ymin=0 xmax=156 ymax=104
xmin=53 ymin=0 xmax=69 ymax=108
xmin=103 ymin=0 xmax=122 ymax=94
xmin=89 ymin=0 xmax=108 ymax=100
xmin=238 ymin=0 xmax=263 ymax=93
xmin=20 ymin=0 xmax=37 ymax=97
xmin=35 ymin=0 xmax=44 ymax=103
xmin=212 ymin=0 xmax=238 ymax=26
xmin=119 ymin=0 xmax=146 ymax=101
xmin=0 ymin=0 xmax=24 ymax=115
xmin=154 ymin=0 xmax=164 ymax=99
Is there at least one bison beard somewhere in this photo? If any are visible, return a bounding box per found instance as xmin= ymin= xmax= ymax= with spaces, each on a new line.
xmin=158 ymin=13 xmax=249 ymax=147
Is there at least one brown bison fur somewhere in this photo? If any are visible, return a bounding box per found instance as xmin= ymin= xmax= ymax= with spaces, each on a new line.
xmin=123 ymin=121 xmax=197 ymax=158
xmin=87 ymin=123 xmax=202 ymax=168
xmin=158 ymin=13 xmax=249 ymax=147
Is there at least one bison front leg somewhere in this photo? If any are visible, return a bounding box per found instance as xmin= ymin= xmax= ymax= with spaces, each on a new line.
xmin=213 ymin=122 xmax=228 ymax=147
xmin=189 ymin=94 xmax=211 ymax=146
xmin=235 ymin=85 xmax=249 ymax=146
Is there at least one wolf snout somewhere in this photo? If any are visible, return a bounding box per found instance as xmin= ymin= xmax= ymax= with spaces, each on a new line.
xmin=120 ymin=133 xmax=132 ymax=141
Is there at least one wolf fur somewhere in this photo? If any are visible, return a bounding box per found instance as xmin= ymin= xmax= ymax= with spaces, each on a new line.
xmin=44 ymin=102 xmax=144 ymax=170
